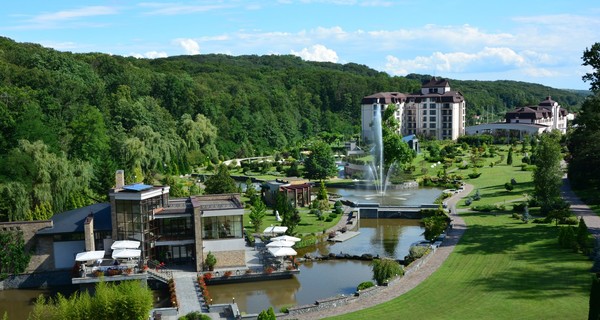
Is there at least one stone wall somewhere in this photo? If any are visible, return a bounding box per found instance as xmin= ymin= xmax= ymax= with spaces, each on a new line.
xmin=0 ymin=220 xmax=54 ymax=272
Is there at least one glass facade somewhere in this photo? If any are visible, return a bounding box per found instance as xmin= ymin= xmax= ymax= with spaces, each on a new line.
xmin=115 ymin=196 xmax=164 ymax=260
xmin=202 ymin=215 xmax=243 ymax=239
xmin=155 ymin=217 xmax=193 ymax=241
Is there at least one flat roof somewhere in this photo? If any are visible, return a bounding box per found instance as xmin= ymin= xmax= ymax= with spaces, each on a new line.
xmin=194 ymin=194 xmax=244 ymax=211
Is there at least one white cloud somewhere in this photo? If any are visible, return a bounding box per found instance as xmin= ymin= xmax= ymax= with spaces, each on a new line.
xmin=30 ymin=6 xmax=118 ymax=23
xmin=139 ymin=2 xmax=231 ymax=15
xmin=385 ymin=47 xmax=532 ymax=75
xmin=129 ymin=51 xmax=168 ymax=59
xmin=174 ymin=38 xmax=200 ymax=55
xmin=11 ymin=6 xmax=118 ymax=30
xmin=291 ymin=44 xmax=339 ymax=62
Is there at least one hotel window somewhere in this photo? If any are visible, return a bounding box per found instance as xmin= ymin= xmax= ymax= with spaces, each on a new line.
xmin=422 ymin=117 xmax=427 ymax=123
xmin=430 ymin=123 xmax=436 ymax=128
xmin=422 ymin=110 xmax=427 ymax=115
xmin=429 ymin=110 xmax=436 ymax=115
xmin=430 ymin=103 xmax=436 ymax=108
xmin=429 ymin=116 xmax=436 ymax=122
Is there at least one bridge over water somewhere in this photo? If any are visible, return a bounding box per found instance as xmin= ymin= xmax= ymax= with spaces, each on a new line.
xmin=346 ymin=201 xmax=440 ymax=219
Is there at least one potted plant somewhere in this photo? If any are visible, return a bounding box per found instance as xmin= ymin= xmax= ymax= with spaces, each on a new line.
xmin=223 ymin=270 xmax=232 ymax=278
xmin=205 ymin=251 xmax=217 ymax=271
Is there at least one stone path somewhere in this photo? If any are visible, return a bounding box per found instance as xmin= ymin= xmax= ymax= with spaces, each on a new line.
xmin=282 ymin=184 xmax=474 ymax=319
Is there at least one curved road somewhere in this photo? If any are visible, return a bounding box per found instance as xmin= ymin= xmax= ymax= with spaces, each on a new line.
xmin=282 ymin=184 xmax=474 ymax=319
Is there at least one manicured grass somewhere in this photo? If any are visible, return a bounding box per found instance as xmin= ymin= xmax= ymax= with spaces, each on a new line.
xmin=330 ymin=212 xmax=591 ymax=320
xmin=243 ymin=207 xmax=342 ymax=236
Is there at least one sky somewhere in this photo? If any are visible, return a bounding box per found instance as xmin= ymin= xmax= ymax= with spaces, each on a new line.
xmin=1 ymin=1 xmax=599 ymax=90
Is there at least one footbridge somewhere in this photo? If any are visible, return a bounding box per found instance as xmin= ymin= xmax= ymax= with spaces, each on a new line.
xmin=345 ymin=202 xmax=440 ymax=219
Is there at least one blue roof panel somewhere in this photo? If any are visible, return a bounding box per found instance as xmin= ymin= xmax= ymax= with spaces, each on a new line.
xmin=123 ymin=183 xmax=153 ymax=192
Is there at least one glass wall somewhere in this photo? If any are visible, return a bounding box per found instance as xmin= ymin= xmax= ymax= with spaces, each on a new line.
xmin=202 ymin=215 xmax=243 ymax=239
xmin=155 ymin=217 xmax=193 ymax=241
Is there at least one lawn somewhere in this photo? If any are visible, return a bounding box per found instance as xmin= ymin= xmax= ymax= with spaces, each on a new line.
xmin=243 ymin=206 xmax=343 ymax=236
xmin=329 ymin=148 xmax=593 ymax=319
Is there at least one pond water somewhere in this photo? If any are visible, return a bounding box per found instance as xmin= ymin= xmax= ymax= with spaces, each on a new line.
xmin=327 ymin=186 xmax=442 ymax=206
xmin=208 ymin=218 xmax=425 ymax=314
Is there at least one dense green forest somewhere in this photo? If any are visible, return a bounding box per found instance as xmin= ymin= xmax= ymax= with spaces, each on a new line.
xmin=0 ymin=36 xmax=589 ymax=221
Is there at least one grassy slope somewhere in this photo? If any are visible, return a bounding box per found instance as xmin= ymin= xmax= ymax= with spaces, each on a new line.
xmin=330 ymin=149 xmax=592 ymax=320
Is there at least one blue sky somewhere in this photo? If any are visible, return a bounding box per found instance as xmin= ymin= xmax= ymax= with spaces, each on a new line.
xmin=1 ymin=1 xmax=599 ymax=90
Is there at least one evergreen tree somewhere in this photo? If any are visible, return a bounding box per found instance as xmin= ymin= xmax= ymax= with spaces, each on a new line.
xmin=248 ymin=198 xmax=267 ymax=233
xmin=507 ymin=147 xmax=513 ymax=165
xmin=204 ymin=164 xmax=237 ymax=194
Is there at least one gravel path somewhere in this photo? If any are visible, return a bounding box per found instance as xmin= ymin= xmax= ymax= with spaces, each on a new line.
xmin=282 ymin=184 xmax=474 ymax=320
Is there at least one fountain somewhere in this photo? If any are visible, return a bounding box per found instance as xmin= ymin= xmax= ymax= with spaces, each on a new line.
xmin=366 ymin=100 xmax=398 ymax=198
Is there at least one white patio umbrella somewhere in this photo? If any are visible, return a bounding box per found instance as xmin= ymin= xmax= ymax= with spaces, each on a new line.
xmin=111 ymin=240 xmax=140 ymax=250
xmin=111 ymin=249 xmax=141 ymax=259
xmin=271 ymin=235 xmax=301 ymax=242
xmin=268 ymin=247 xmax=297 ymax=257
xmin=75 ymin=251 xmax=105 ymax=262
xmin=263 ymin=225 xmax=288 ymax=235
xmin=266 ymin=240 xmax=296 ymax=248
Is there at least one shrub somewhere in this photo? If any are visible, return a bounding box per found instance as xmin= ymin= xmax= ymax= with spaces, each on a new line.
xmin=372 ymin=258 xmax=404 ymax=285
xmin=205 ymin=251 xmax=217 ymax=271
xmin=179 ymin=311 xmax=212 ymax=320
xmin=512 ymin=202 xmax=527 ymax=212
xmin=422 ymin=216 xmax=448 ymax=241
xmin=357 ymin=281 xmax=375 ymax=291
xmin=504 ymin=182 xmax=514 ymax=191
xmin=560 ymin=216 xmax=579 ymax=225
xmin=409 ymin=245 xmax=429 ymax=260
xmin=472 ymin=204 xmax=498 ymax=212
xmin=511 ymin=213 xmax=523 ymax=220
xmin=325 ymin=216 xmax=333 ymax=222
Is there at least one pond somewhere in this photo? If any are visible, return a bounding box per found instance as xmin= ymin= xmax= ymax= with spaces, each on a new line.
xmin=208 ymin=218 xmax=425 ymax=314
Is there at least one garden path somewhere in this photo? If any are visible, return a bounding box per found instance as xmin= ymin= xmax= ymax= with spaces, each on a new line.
xmin=560 ymin=176 xmax=600 ymax=238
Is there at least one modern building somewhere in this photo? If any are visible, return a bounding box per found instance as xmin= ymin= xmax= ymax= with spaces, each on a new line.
xmin=8 ymin=170 xmax=246 ymax=273
xmin=465 ymin=96 xmax=569 ymax=137
xmin=361 ymin=77 xmax=466 ymax=143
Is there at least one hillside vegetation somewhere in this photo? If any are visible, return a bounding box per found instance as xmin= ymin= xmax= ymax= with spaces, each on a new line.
xmin=0 ymin=36 xmax=589 ymax=221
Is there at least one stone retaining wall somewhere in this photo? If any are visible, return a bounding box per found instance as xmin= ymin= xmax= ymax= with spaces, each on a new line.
xmin=0 ymin=271 xmax=72 ymax=290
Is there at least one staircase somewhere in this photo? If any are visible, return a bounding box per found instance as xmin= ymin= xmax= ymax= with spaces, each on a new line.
xmin=147 ymin=268 xmax=173 ymax=283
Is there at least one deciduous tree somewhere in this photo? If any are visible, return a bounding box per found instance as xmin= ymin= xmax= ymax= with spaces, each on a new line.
xmin=533 ymin=132 xmax=564 ymax=215
xmin=303 ymin=140 xmax=337 ymax=181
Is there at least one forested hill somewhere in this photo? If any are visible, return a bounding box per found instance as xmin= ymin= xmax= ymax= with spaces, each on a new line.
xmin=0 ymin=36 xmax=589 ymax=221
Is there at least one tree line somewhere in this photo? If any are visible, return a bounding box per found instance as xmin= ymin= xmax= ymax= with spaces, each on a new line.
xmin=0 ymin=36 xmax=589 ymax=221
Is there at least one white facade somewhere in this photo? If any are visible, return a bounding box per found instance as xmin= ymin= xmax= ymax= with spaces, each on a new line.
xmin=361 ymin=78 xmax=466 ymax=143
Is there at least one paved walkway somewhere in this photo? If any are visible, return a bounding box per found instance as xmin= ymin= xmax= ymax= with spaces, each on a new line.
xmin=173 ymin=270 xmax=203 ymax=316
xmin=282 ymin=184 xmax=474 ymax=319
xmin=561 ymin=177 xmax=600 ymax=238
